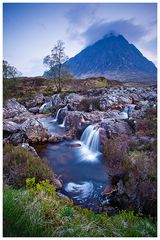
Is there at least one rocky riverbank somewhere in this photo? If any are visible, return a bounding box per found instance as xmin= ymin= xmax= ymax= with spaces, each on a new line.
xmin=3 ymin=84 xmax=157 ymax=217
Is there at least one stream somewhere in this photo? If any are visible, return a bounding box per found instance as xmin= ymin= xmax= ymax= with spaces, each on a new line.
xmin=34 ymin=115 xmax=110 ymax=210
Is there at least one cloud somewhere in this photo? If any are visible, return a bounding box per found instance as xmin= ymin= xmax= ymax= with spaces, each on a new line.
xmin=65 ymin=4 xmax=98 ymax=28
xmin=81 ymin=19 xmax=148 ymax=46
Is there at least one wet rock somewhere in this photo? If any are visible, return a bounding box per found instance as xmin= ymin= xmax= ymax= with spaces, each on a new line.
xmin=48 ymin=134 xmax=64 ymax=143
xmin=3 ymin=120 xmax=20 ymax=133
xmin=3 ymin=98 xmax=28 ymax=119
xmin=39 ymin=101 xmax=53 ymax=114
xmin=99 ymin=128 xmax=107 ymax=145
xmin=66 ymin=143 xmax=81 ymax=147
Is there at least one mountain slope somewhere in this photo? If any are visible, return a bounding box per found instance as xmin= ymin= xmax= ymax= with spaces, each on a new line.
xmin=66 ymin=33 xmax=157 ymax=82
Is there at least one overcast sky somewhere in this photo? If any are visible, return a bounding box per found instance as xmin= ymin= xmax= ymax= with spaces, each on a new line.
xmin=3 ymin=3 xmax=157 ymax=77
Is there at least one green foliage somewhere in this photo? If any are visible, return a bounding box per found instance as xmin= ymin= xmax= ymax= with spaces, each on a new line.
xmin=3 ymin=144 xmax=53 ymax=188
xmin=79 ymin=98 xmax=100 ymax=112
xmin=3 ymin=186 xmax=156 ymax=237
xmin=26 ymin=178 xmax=55 ymax=195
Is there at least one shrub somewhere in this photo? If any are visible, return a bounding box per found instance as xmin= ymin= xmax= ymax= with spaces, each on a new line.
xmin=135 ymin=108 xmax=157 ymax=137
xmin=79 ymin=98 xmax=100 ymax=112
xmin=3 ymin=144 xmax=53 ymax=188
xmin=104 ymin=135 xmax=129 ymax=169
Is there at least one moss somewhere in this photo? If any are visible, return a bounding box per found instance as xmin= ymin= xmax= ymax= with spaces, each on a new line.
xmin=3 ymin=185 xmax=156 ymax=237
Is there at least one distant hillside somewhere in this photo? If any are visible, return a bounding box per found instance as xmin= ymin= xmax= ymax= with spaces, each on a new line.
xmin=44 ymin=33 xmax=157 ymax=83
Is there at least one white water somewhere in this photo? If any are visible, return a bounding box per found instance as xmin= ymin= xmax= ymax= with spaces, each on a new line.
xmin=78 ymin=125 xmax=101 ymax=162
xmin=53 ymin=108 xmax=61 ymax=122
xmin=80 ymin=125 xmax=100 ymax=153
xmin=65 ymin=181 xmax=94 ymax=200
xmin=53 ymin=105 xmax=68 ymax=122
xmin=59 ymin=116 xmax=66 ymax=128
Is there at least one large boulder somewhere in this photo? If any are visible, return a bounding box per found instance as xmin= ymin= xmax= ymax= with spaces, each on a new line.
xmin=28 ymin=107 xmax=40 ymax=113
xmin=4 ymin=130 xmax=27 ymax=145
xmin=51 ymin=94 xmax=62 ymax=107
xmin=100 ymin=120 xmax=132 ymax=138
xmin=21 ymin=118 xmax=48 ymax=142
xmin=64 ymin=93 xmax=84 ymax=104
xmin=3 ymin=120 xmax=20 ymax=133
xmin=3 ymin=98 xmax=28 ymax=119
xmin=24 ymin=93 xmax=44 ymax=108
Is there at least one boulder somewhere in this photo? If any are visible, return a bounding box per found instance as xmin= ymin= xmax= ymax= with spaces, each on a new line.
xmin=39 ymin=101 xmax=53 ymax=114
xmin=4 ymin=130 xmax=27 ymax=145
xmin=3 ymin=98 xmax=28 ymax=119
xmin=28 ymin=107 xmax=40 ymax=113
xmin=100 ymin=120 xmax=132 ymax=138
xmin=34 ymin=93 xmax=44 ymax=105
xmin=99 ymin=127 xmax=107 ymax=145
xmin=52 ymin=94 xmax=62 ymax=107
xmin=3 ymin=120 xmax=20 ymax=133
xmin=21 ymin=118 xmax=48 ymax=142
xmin=64 ymin=93 xmax=84 ymax=104
xmin=25 ymin=99 xmax=37 ymax=108
xmin=48 ymin=134 xmax=64 ymax=143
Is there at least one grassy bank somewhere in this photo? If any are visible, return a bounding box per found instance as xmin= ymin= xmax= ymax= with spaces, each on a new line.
xmin=3 ymin=183 xmax=156 ymax=237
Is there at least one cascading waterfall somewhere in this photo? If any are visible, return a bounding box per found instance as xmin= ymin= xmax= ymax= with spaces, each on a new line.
xmin=53 ymin=105 xmax=68 ymax=122
xmin=59 ymin=116 xmax=66 ymax=128
xmin=80 ymin=125 xmax=100 ymax=153
xmin=79 ymin=125 xmax=101 ymax=161
xmin=53 ymin=108 xmax=61 ymax=122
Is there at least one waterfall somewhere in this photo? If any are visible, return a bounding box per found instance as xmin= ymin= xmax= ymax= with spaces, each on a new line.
xmin=53 ymin=108 xmax=61 ymax=122
xmin=59 ymin=116 xmax=66 ymax=128
xmin=80 ymin=125 xmax=100 ymax=153
xmin=53 ymin=105 xmax=68 ymax=122
xmin=78 ymin=125 xmax=101 ymax=162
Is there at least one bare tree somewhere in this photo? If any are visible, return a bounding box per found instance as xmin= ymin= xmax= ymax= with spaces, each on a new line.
xmin=43 ymin=40 xmax=70 ymax=92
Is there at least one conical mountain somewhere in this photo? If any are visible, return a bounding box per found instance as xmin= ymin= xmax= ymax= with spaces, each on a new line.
xmin=66 ymin=33 xmax=157 ymax=82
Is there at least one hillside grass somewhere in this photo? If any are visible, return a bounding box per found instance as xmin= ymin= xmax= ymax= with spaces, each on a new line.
xmin=3 ymin=182 xmax=156 ymax=237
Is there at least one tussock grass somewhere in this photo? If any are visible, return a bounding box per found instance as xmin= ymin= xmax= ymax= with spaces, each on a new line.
xmin=3 ymin=183 xmax=157 ymax=237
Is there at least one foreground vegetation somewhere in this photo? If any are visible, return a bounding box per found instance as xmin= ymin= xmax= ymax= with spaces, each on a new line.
xmin=4 ymin=180 xmax=156 ymax=237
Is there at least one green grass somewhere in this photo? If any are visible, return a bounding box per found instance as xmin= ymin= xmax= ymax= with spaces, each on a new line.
xmin=3 ymin=184 xmax=157 ymax=237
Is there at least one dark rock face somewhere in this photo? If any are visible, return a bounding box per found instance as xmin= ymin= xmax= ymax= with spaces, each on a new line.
xmin=64 ymin=34 xmax=157 ymax=83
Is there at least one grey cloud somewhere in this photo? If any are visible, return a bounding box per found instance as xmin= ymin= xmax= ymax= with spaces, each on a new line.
xmin=65 ymin=4 xmax=98 ymax=27
xmin=82 ymin=19 xmax=148 ymax=46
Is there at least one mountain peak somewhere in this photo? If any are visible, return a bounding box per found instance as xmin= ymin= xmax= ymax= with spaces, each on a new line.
xmin=44 ymin=33 xmax=157 ymax=83
xmin=103 ymin=31 xmax=120 ymax=39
